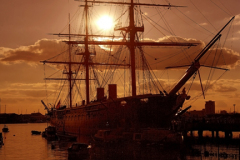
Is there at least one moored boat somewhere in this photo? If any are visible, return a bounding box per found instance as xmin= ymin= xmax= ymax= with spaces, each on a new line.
xmin=0 ymin=132 xmax=3 ymax=145
xmin=2 ymin=124 xmax=9 ymax=132
xmin=132 ymin=128 xmax=183 ymax=146
xmin=31 ymin=130 xmax=41 ymax=135
xmin=42 ymin=131 xmax=46 ymax=137
xmin=68 ymin=143 xmax=90 ymax=160
xmin=93 ymin=129 xmax=123 ymax=144
xmin=56 ymin=132 xmax=77 ymax=142
xmin=44 ymin=126 xmax=57 ymax=140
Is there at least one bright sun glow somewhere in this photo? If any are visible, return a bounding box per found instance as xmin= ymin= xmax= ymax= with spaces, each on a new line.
xmin=97 ymin=15 xmax=114 ymax=30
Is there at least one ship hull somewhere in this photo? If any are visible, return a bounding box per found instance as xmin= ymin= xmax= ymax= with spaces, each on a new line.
xmin=49 ymin=93 xmax=186 ymax=137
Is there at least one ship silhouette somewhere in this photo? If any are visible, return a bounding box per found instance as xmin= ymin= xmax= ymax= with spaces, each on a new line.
xmin=41 ymin=0 xmax=234 ymax=141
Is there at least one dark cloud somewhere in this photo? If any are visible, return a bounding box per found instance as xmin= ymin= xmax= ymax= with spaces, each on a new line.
xmin=148 ymin=41 xmax=240 ymax=70
xmin=1 ymin=36 xmax=238 ymax=71
xmin=0 ymin=39 xmax=66 ymax=63
xmin=199 ymin=48 xmax=240 ymax=68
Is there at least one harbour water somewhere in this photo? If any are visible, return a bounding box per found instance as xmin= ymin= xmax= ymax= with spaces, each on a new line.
xmin=1 ymin=123 xmax=240 ymax=160
xmin=0 ymin=123 xmax=68 ymax=160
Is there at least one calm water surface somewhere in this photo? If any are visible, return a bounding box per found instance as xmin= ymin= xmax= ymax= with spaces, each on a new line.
xmin=0 ymin=123 xmax=68 ymax=160
xmin=0 ymin=123 xmax=240 ymax=160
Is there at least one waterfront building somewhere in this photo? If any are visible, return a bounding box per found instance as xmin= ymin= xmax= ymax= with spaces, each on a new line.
xmin=205 ymin=100 xmax=215 ymax=115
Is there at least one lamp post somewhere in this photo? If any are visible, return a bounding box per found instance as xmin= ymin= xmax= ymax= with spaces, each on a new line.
xmin=233 ymin=104 xmax=236 ymax=114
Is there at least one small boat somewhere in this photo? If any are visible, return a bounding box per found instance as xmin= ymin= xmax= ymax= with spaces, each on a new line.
xmin=94 ymin=130 xmax=111 ymax=142
xmin=132 ymin=128 xmax=183 ymax=146
xmin=2 ymin=124 xmax=9 ymax=132
xmin=42 ymin=126 xmax=58 ymax=140
xmin=45 ymin=126 xmax=57 ymax=140
xmin=93 ymin=130 xmax=123 ymax=144
xmin=56 ymin=132 xmax=77 ymax=141
xmin=42 ymin=131 xmax=46 ymax=137
xmin=0 ymin=132 xmax=3 ymax=145
xmin=68 ymin=143 xmax=90 ymax=159
xmin=31 ymin=130 xmax=41 ymax=135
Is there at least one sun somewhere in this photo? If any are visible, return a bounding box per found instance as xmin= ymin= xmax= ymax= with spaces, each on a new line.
xmin=97 ymin=15 xmax=114 ymax=30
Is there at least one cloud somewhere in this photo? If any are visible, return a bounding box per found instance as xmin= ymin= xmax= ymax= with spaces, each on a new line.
xmin=0 ymin=39 xmax=66 ymax=63
xmin=234 ymin=14 xmax=240 ymax=25
xmin=217 ymin=79 xmax=240 ymax=85
xmin=200 ymin=47 xmax=240 ymax=68
xmin=213 ymin=84 xmax=237 ymax=92
xmin=0 ymin=89 xmax=47 ymax=98
xmin=187 ymin=79 xmax=239 ymax=93
xmin=0 ymin=82 xmax=59 ymax=98
xmin=10 ymin=82 xmax=58 ymax=90
xmin=0 ymin=36 xmax=239 ymax=71
xmin=200 ymin=23 xmax=208 ymax=26
xmin=140 ymin=37 xmax=240 ymax=70
xmin=229 ymin=37 xmax=240 ymax=41
xmin=154 ymin=77 xmax=240 ymax=96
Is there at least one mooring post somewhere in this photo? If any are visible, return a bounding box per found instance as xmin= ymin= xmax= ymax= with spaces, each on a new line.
xmin=239 ymin=134 xmax=240 ymax=160
xmin=190 ymin=130 xmax=193 ymax=137
xmin=182 ymin=131 xmax=188 ymax=139
xmin=216 ymin=131 xmax=219 ymax=138
xmin=225 ymin=131 xmax=229 ymax=139
xmin=229 ymin=131 xmax=233 ymax=139
xmin=198 ymin=130 xmax=203 ymax=138
xmin=211 ymin=131 xmax=214 ymax=138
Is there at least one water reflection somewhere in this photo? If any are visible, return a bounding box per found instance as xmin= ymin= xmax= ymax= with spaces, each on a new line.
xmin=65 ymin=141 xmax=186 ymax=160
xmin=1 ymin=123 xmax=240 ymax=160
xmin=184 ymin=137 xmax=240 ymax=160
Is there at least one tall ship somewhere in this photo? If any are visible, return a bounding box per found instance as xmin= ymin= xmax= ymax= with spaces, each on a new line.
xmin=41 ymin=0 xmax=234 ymax=138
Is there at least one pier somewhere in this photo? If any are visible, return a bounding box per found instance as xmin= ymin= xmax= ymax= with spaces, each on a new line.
xmin=174 ymin=113 xmax=240 ymax=139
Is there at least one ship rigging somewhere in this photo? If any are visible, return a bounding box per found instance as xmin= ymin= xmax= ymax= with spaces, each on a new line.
xmin=42 ymin=0 xmax=198 ymax=108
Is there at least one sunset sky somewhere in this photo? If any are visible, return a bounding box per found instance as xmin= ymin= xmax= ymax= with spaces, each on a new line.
xmin=0 ymin=0 xmax=240 ymax=114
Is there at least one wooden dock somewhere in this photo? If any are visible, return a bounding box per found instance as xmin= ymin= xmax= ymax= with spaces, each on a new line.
xmin=173 ymin=114 xmax=240 ymax=139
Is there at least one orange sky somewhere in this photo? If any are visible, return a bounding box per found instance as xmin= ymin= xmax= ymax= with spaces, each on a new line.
xmin=0 ymin=0 xmax=240 ymax=114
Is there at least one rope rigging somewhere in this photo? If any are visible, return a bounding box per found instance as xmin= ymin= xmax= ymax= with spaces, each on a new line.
xmin=42 ymin=0 xmax=236 ymax=108
xmin=210 ymin=0 xmax=232 ymax=16
xmin=189 ymin=0 xmax=217 ymax=31
xmin=176 ymin=8 xmax=215 ymax=36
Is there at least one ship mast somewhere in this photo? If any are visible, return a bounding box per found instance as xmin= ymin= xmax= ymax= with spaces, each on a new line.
xmin=129 ymin=0 xmax=136 ymax=96
xmin=68 ymin=13 xmax=73 ymax=108
xmin=84 ymin=0 xmax=90 ymax=104
xmin=80 ymin=0 xmax=198 ymax=97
